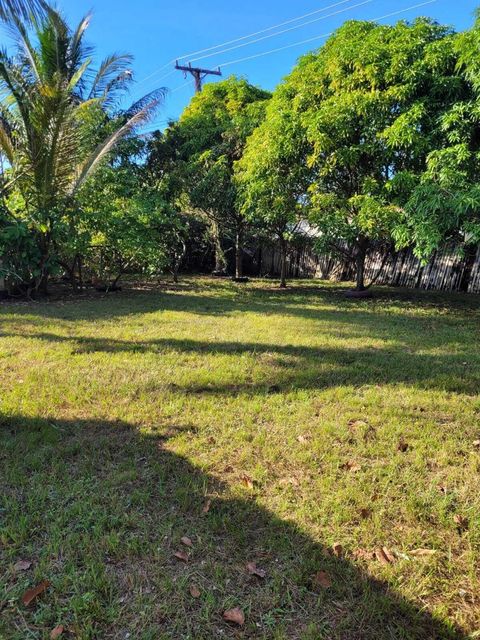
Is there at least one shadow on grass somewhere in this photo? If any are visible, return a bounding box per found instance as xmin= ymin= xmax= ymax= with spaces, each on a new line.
xmin=1 ymin=415 xmax=467 ymax=639
xmin=4 ymin=332 xmax=479 ymax=396
xmin=2 ymin=280 xmax=479 ymax=325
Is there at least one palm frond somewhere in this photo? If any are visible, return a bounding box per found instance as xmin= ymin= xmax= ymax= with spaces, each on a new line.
xmin=71 ymin=95 xmax=162 ymax=195
xmin=123 ymin=87 xmax=167 ymax=119
xmin=88 ymin=53 xmax=133 ymax=99
xmin=0 ymin=0 xmax=45 ymax=22
xmin=0 ymin=119 xmax=15 ymax=163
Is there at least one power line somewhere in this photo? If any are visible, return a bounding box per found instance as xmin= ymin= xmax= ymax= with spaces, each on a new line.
xmin=189 ymin=0 xmax=376 ymax=64
xmin=132 ymin=0 xmax=372 ymax=92
xmin=218 ymin=0 xmax=438 ymax=69
xmin=134 ymin=0 xmax=438 ymax=117
xmin=180 ymin=0 xmax=366 ymax=61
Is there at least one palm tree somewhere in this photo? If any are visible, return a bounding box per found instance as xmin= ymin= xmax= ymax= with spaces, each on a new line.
xmin=0 ymin=7 xmax=164 ymax=292
xmin=0 ymin=0 xmax=43 ymax=21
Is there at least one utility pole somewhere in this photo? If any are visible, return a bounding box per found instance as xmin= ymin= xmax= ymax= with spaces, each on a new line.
xmin=175 ymin=60 xmax=222 ymax=93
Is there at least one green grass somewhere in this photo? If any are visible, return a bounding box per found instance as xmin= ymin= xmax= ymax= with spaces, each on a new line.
xmin=1 ymin=277 xmax=479 ymax=639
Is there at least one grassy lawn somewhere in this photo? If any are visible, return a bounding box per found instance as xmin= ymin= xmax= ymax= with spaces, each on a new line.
xmin=1 ymin=277 xmax=479 ymax=639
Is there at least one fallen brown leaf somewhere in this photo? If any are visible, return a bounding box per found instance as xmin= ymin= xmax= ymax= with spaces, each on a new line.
xmin=202 ymin=499 xmax=211 ymax=513
xmin=332 ymin=543 xmax=343 ymax=558
xmin=50 ymin=625 xmax=64 ymax=639
xmin=181 ymin=536 xmax=193 ymax=548
xmin=453 ymin=514 xmax=469 ymax=531
xmin=223 ymin=607 xmax=245 ymax=626
xmin=241 ymin=474 xmax=254 ymax=490
xmin=14 ymin=560 xmax=32 ymax=572
xmin=397 ymin=438 xmax=409 ymax=452
xmin=22 ymin=580 xmax=50 ymax=606
xmin=409 ymin=548 xmax=437 ymax=557
xmin=348 ymin=419 xmax=369 ymax=428
xmin=340 ymin=459 xmax=361 ymax=472
xmin=375 ymin=547 xmax=395 ymax=564
xmin=174 ymin=550 xmax=189 ymax=562
xmin=359 ymin=507 xmax=372 ymax=519
xmin=352 ymin=548 xmax=375 ymax=561
xmin=313 ymin=570 xmax=332 ymax=588
xmin=297 ymin=434 xmax=311 ymax=443
xmin=246 ymin=561 xmax=266 ymax=578
xmin=189 ymin=584 xmax=201 ymax=598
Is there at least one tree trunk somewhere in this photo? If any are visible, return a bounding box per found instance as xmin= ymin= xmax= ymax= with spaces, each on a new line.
xmin=279 ymin=237 xmax=287 ymax=288
xmin=172 ymin=261 xmax=179 ymax=283
xmin=459 ymin=244 xmax=478 ymax=292
xmin=355 ymin=237 xmax=369 ymax=291
xmin=35 ymin=232 xmax=51 ymax=295
xmin=212 ymin=221 xmax=226 ymax=274
xmin=235 ymin=229 xmax=243 ymax=279
xmin=0 ymin=258 xmax=6 ymax=298
xmin=77 ymin=255 xmax=84 ymax=291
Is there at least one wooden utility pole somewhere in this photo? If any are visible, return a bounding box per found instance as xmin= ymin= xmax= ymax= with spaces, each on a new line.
xmin=175 ymin=60 xmax=222 ymax=93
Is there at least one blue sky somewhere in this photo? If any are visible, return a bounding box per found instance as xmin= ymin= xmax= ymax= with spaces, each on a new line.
xmin=58 ymin=0 xmax=479 ymax=128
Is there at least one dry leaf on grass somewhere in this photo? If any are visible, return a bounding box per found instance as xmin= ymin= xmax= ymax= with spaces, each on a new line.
xmin=297 ymin=434 xmax=311 ymax=443
xmin=241 ymin=474 xmax=254 ymax=490
xmin=375 ymin=547 xmax=396 ymax=564
xmin=472 ymin=439 xmax=480 ymax=448
xmin=181 ymin=536 xmax=193 ymax=548
xmin=352 ymin=549 xmax=375 ymax=561
xmin=348 ymin=419 xmax=369 ymax=428
xmin=340 ymin=459 xmax=361 ymax=472
xmin=453 ymin=514 xmax=469 ymax=531
xmin=359 ymin=507 xmax=372 ymax=519
xmin=409 ymin=548 xmax=437 ymax=557
xmin=332 ymin=543 xmax=343 ymax=558
xmin=223 ymin=607 xmax=245 ymax=625
xmin=313 ymin=570 xmax=332 ymax=588
xmin=50 ymin=625 xmax=64 ymax=639
xmin=22 ymin=580 xmax=50 ymax=606
xmin=173 ymin=550 xmax=189 ymax=562
xmin=189 ymin=584 xmax=201 ymax=598
xmin=202 ymin=499 xmax=211 ymax=514
xmin=246 ymin=561 xmax=266 ymax=578
xmin=14 ymin=560 xmax=32 ymax=572
xmin=397 ymin=438 xmax=409 ymax=452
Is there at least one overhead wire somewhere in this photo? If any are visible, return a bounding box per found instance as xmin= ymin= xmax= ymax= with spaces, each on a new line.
xmin=136 ymin=0 xmax=438 ymax=131
xmin=217 ymin=0 xmax=438 ymax=68
xmin=132 ymin=0 xmax=373 ymax=93
xmin=189 ymin=0 xmax=376 ymax=64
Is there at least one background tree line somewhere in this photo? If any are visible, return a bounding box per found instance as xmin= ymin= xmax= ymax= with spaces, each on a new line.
xmin=1 ymin=2 xmax=480 ymax=294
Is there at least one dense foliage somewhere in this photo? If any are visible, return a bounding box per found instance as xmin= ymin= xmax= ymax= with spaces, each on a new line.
xmin=237 ymin=18 xmax=465 ymax=290
xmin=0 ymin=7 xmax=163 ymax=293
xmin=1 ymin=4 xmax=480 ymax=293
xmin=148 ymin=78 xmax=270 ymax=278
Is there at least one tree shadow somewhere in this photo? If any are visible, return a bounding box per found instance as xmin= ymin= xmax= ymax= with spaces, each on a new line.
xmin=3 ymin=332 xmax=479 ymax=396
xmin=0 ymin=415 xmax=467 ymax=639
xmin=2 ymin=280 xmax=478 ymax=326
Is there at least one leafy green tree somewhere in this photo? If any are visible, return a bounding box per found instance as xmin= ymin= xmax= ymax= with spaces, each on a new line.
xmin=150 ymin=77 xmax=270 ymax=279
xmin=77 ymin=138 xmax=187 ymax=288
xmin=239 ymin=18 xmax=461 ymax=291
xmin=235 ymin=77 xmax=310 ymax=287
xmin=394 ymin=14 xmax=480 ymax=267
xmin=0 ymin=7 xmax=163 ymax=293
